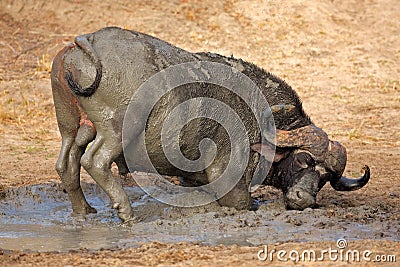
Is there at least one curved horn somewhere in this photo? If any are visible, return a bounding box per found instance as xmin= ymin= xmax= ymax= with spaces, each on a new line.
xmin=274 ymin=125 xmax=329 ymax=149
xmin=261 ymin=117 xmax=329 ymax=162
xmin=262 ymin=105 xmax=327 ymax=146
xmin=330 ymin=165 xmax=370 ymax=191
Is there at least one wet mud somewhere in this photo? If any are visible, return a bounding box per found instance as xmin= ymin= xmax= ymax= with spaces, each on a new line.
xmin=0 ymin=182 xmax=398 ymax=252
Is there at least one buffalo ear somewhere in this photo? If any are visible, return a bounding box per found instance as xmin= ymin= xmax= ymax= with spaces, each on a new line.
xmin=251 ymin=143 xmax=287 ymax=162
xmin=250 ymin=143 xmax=263 ymax=154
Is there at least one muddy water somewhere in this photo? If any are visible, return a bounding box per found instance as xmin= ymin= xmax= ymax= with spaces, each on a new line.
xmin=0 ymin=182 xmax=398 ymax=252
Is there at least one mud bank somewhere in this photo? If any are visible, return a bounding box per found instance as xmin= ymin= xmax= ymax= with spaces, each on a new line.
xmin=0 ymin=182 xmax=398 ymax=252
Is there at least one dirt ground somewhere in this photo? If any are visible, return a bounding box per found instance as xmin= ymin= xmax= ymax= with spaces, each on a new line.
xmin=0 ymin=0 xmax=399 ymax=266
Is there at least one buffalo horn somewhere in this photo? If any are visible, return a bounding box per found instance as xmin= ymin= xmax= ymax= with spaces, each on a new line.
xmin=330 ymin=165 xmax=370 ymax=191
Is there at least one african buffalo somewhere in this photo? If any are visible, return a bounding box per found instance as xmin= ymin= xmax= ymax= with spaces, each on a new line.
xmin=51 ymin=27 xmax=369 ymax=221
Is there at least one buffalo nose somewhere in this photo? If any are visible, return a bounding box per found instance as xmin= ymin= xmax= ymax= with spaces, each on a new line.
xmin=284 ymin=187 xmax=316 ymax=210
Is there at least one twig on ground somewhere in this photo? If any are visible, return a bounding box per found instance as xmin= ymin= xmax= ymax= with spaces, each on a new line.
xmin=0 ymin=41 xmax=17 ymax=54
xmin=14 ymin=39 xmax=53 ymax=60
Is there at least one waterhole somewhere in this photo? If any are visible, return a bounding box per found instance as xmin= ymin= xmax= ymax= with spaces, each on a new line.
xmin=0 ymin=183 xmax=397 ymax=252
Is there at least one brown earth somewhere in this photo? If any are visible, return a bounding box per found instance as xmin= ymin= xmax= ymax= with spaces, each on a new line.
xmin=0 ymin=0 xmax=399 ymax=266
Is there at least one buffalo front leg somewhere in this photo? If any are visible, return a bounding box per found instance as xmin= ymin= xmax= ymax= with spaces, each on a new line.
xmin=206 ymin=161 xmax=252 ymax=210
xmin=56 ymin=135 xmax=96 ymax=215
xmin=80 ymin=135 xmax=134 ymax=222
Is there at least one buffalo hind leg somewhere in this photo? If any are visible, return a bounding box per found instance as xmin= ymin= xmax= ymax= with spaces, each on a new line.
xmin=80 ymin=134 xmax=134 ymax=222
xmin=56 ymin=124 xmax=97 ymax=215
xmin=114 ymin=154 xmax=129 ymax=176
xmin=65 ymin=142 xmax=97 ymax=214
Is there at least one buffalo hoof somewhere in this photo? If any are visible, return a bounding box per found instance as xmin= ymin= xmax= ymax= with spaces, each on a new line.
xmin=85 ymin=206 xmax=98 ymax=214
xmin=284 ymin=187 xmax=316 ymax=210
xmin=111 ymin=202 xmax=136 ymax=223
xmin=72 ymin=205 xmax=97 ymax=215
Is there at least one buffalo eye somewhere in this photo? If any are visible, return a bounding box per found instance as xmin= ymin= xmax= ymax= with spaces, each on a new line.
xmin=293 ymin=151 xmax=315 ymax=170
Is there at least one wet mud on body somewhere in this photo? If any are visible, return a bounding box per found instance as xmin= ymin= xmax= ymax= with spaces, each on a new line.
xmin=0 ymin=0 xmax=399 ymax=265
xmin=0 ymin=182 xmax=398 ymax=252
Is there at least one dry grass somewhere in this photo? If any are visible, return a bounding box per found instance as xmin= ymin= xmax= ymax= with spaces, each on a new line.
xmin=35 ymin=53 xmax=52 ymax=75
xmin=0 ymin=83 xmax=53 ymax=125
xmin=0 ymin=1 xmax=399 ymax=265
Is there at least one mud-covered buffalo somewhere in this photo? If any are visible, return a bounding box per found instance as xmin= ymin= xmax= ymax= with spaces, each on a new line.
xmin=52 ymin=27 xmax=369 ymax=222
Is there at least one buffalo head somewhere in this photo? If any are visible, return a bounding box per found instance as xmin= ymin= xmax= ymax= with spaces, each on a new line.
xmin=253 ymin=105 xmax=370 ymax=210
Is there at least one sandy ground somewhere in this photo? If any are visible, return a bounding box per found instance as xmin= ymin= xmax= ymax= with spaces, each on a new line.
xmin=0 ymin=0 xmax=399 ymax=266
